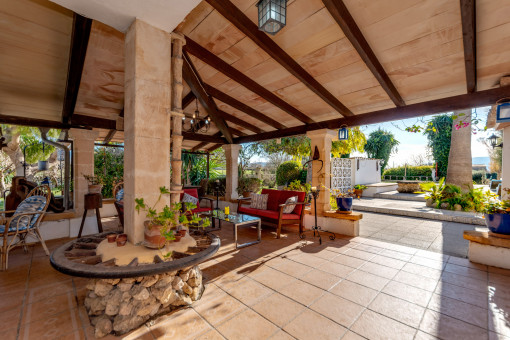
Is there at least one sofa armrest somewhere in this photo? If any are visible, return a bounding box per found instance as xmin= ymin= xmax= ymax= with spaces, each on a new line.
xmin=199 ymin=197 xmax=214 ymax=210
xmin=278 ymin=202 xmax=307 ymax=219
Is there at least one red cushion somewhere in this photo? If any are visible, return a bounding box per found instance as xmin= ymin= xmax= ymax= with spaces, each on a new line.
xmin=278 ymin=190 xmax=306 ymax=215
xmin=180 ymin=188 xmax=199 ymax=201
xmin=238 ymin=206 xmax=300 ymax=220
xmin=191 ymin=207 xmax=212 ymax=214
xmin=261 ymin=189 xmax=282 ymax=211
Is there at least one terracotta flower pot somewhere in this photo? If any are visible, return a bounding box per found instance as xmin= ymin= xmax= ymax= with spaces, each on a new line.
xmin=144 ymin=221 xmax=166 ymax=248
xmin=88 ymin=184 xmax=103 ymax=194
xmin=242 ymin=191 xmax=252 ymax=198
xmin=107 ymin=234 xmax=117 ymax=243
xmin=174 ymin=235 xmax=182 ymax=242
xmin=116 ymin=234 xmax=127 ymax=247
xmin=177 ymin=230 xmax=187 ymax=237
xmin=353 ymin=189 xmax=363 ymax=198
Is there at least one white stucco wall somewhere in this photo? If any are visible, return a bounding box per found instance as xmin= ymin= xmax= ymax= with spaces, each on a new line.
xmin=352 ymin=158 xmax=382 ymax=185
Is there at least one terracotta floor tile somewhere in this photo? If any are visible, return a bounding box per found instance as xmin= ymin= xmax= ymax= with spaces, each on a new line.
xmin=290 ymin=253 xmax=329 ymax=268
xmin=25 ymin=279 xmax=74 ymax=304
xmin=227 ymin=276 xmax=273 ymax=306
xmin=427 ymin=293 xmax=487 ymax=329
xmin=401 ymin=262 xmax=442 ymax=280
xmin=340 ymin=331 xmax=366 ymax=340
xmin=331 ymin=254 xmax=366 ymax=269
xmin=252 ymin=292 xmax=306 ymax=327
xmin=329 ymin=280 xmax=378 ymax=307
xmin=310 ymin=292 xmax=364 ymax=328
xmin=354 ymin=244 xmax=384 ymax=254
xmin=22 ymin=291 xmax=76 ymax=325
xmin=415 ymin=330 xmax=439 ymax=340
xmin=489 ymin=297 xmax=510 ymax=338
xmin=490 ymin=273 xmax=510 ymax=287
xmin=369 ymin=293 xmax=425 ymax=328
xmin=213 ymin=270 xmax=246 ymax=292
xmin=279 ymin=279 xmax=325 ymax=306
xmin=4 ymin=327 xmax=18 ymax=340
xmin=409 ymin=256 xmax=446 ymax=271
xmin=217 ymin=308 xmax=279 ymax=340
xmin=444 ymin=263 xmax=488 ymax=281
xmin=320 ymin=261 xmax=355 ymax=278
xmin=489 ymin=331 xmax=510 ymax=340
xmin=195 ymin=329 xmax=226 ymax=340
xmin=358 ymin=262 xmax=399 ymax=280
xmin=435 ymin=281 xmax=488 ymax=309
xmin=343 ymin=248 xmax=376 ymax=261
xmin=419 ymin=309 xmax=488 ymax=340
xmin=150 ymin=308 xmax=212 ymax=340
xmin=310 ymin=249 xmax=341 ymax=261
xmin=489 ymin=266 xmax=510 ymax=277
xmin=0 ymin=289 xmax=25 ymax=314
xmin=283 ymin=308 xmax=347 ymax=340
xmin=18 ymin=307 xmax=81 ymax=340
xmin=0 ymin=306 xmax=22 ymax=335
xmin=393 ymin=271 xmax=439 ymax=292
xmin=448 ymin=256 xmax=487 ymax=271
xmin=351 ymin=309 xmax=416 ymax=340
xmin=440 ymin=271 xmax=488 ymax=293
xmin=382 ymin=281 xmax=433 ymax=307
xmin=269 ymin=330 xmax=296 ymax=340
xmin=369 ymin=254 xmax=406 ymax=270
xmin=193 ymin=289 xmax=246 ymax=326
xmin=379 ymin=249 xmax=413 ymax=262
xmin=346 ymin=270 xmax=389 ymax=291
xmin=299 ymin=269 xmax=342 ymax=290
xmin=249 ymin=266 xmax=295 ymax=291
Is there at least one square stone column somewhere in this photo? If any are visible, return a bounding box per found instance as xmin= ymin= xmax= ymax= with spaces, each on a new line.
xmin=124 ymin=19 xmax=172 ymax=244
xmin=222 ymin=144 xmax=242 ymax=201
xmin=69 ymin=129 xmax=99 ymax=215
xmin=306 ymin=129 xmax=337 ymax=215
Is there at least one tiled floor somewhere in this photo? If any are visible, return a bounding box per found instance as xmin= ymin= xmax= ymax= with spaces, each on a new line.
xmin=2 ymin=221 xmax=510 ymax=340
xmin=359 ymin=212 xmax=484 ymax=257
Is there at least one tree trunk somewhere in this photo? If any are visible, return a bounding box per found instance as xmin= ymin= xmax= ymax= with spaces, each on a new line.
xmin=446 ymin=110 xmax=473 ymax=191
xmin=2 ymin=131 xmax=24 ymax=176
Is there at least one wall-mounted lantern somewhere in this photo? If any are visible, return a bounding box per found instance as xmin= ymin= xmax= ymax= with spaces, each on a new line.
xmin=488 ymin=133 xmax=503 ymax=149
xmin=338 ymin=126 xmax=349 ymax=141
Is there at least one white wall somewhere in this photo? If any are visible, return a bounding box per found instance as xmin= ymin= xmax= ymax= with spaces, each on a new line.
xmin=352 ymin=158 xmax=382 ymax=185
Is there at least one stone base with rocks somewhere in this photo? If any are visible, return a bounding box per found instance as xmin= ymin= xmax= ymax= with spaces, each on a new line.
xmin=396 ymin=181 xmax=422 ymax=193
xmin=84 ymin=266 xmax=204 ymax=338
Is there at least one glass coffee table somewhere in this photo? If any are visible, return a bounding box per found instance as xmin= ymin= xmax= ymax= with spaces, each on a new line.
xmin=207 ymin=210 xmax=261 ymax=249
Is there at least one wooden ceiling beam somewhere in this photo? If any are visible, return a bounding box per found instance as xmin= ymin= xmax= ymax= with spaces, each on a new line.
xmin=192 ymin=132 xmax=222 ymax=151
xmin=62 ymin=14 xmax=92 ymax=125
xmin=234 ymin=86 xmax=510 ymax=143
xmin=204 ymin=84 xmax=286 ymax=130
xmin=207 ymin=144 xmax=223 ymax=153
xmin=184 ymin=37 xmax=314 ymax=124
xmin=229 ymin=126 xmax=247 ymax=137
xmin=205 ymin=0 xmax=353 ymax=117
xmin=460 ymin=0 xmax=477 ymax=93
xmin=182 ymin=91 xmax=196 ymax=109
xmin=103 ymin=129 xmax=116 ymax=143
xmin=0 ymin=114 xmax=117 ymax=130
xmin=182 ymin=52 xmax=234 ymax=143
xmin=322 ymin=0 xmax=405 ymax=107
xmin=182 ymin=132 xmax=227 ymax=143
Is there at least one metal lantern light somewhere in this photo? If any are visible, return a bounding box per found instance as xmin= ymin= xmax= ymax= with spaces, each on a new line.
xmin=488 ymin=133 xmax=503 ymax=149
xmin=338 ymin=126 xmax=349 ymax=140
xmin=183 ymin=99 xmax=210 ymax=134
xmin=257 ymin=0 xmax=288 ymax=35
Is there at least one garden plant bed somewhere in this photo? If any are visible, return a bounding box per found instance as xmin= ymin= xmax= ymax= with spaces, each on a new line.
xmin=396 ymin=180 xmax=422 ymax=193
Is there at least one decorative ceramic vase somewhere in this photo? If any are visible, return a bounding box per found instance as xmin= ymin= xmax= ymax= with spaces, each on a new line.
xmin=143 ymin=221 xmax=166 ymax=248
xmin=485 ymin=213 xmax=510 ymax=235
xmin=336 ymin=197 xmax=353 ymax=212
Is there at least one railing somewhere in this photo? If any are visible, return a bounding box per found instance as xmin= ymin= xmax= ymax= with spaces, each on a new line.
xmin=383 ymin=175 xmax=433 ymax=181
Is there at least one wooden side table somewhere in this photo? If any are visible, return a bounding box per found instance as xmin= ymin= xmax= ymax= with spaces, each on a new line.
xmin=78 ymin=193 xmax=103 ymax=238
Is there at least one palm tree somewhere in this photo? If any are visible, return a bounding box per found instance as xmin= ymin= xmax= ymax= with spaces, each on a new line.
xmin=364 ymin=129 xmax=399 ymax=172
xmin=445 ymin=110 xmax=473 ymax=190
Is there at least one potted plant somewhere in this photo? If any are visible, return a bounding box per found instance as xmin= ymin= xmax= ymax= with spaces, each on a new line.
xmin=135 ymin=186 xmax=180 ymax=249
xmin=353 ymin=184 xmax=367 ymax=198
xmin=237 ymin=177 xmax=262 ymax=198
xmin=482 ymin=188 xmax=510 ymax=235
xmin=333 ymin=189 xmax=356 ymax=212
xmin=83 ymin=174 xmax=103 ymax=194
xmin=182 ymin=202 xmax=211 ymax=235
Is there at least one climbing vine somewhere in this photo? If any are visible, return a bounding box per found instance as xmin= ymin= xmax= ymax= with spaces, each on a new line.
xmin=364 ymin=129 xmax=399 ymax=172
xmin=422 ymin=115 xmax=453 ymax=178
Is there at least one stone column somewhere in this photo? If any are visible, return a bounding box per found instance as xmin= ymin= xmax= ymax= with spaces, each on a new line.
xmin=170 ymin=33 xmax=185 ymax=205
xmin=306 ymin=129 xmax=337 ymax=215
xmin=222 ymin=144 xmax=241 ymax=201
xmin=69 ymin=128 xmax=99 ymax=215
xmin=124 ymin=19 xmax=172 ymax=244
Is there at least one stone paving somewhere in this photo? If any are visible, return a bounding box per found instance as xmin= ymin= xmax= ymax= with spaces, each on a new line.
xmin=2 ymin=222 xmax=510 ymax=340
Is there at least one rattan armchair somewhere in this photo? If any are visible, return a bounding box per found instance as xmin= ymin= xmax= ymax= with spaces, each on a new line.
xmin=0 ymin=185 xmax=51 ymax=270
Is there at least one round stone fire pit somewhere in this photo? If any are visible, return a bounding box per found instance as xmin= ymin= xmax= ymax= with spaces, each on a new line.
xmin=50 ymin=231 xmax=220 ymax=338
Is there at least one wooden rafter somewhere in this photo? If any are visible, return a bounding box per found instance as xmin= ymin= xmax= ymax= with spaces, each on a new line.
xmin=203 ymin=84 xmax=286 ymax=130
xmin=184 ymin=37 xmax=314 ymax=124
xmin=182 ymin=52 xmax=234 ymax=143
xmin=103 ymin=129 xmax=116 ymax=143
xmin=205 ymin=0 xmax=353 ymax=117
xmin=460 ymin=0 xmax=477 ymax=93
xmin=192 ymin=132 xmax=222 ymax=151
xmin=207 ymin=144 xmax=223 ymax=153
xmin=322 ymin=0 xmax=405 ymax=107
xmin=229 ymin=126 xmax=247 ymax=137
xmin=0 ymin=114 xmax=115 ymax=130
xmin=234 ymin=86 xmax=510 ymax=143
xmin=62 ymin=14 xmax=92 ymax=125
xmin=182 ymin=132 xmax=227 ymax=143
xmin=182 ymin=91 xmax=196 ymax=109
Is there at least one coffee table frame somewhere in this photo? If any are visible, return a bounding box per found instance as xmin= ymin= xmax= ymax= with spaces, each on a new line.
xmin=210 ymin=212 xmax=261 ymax=249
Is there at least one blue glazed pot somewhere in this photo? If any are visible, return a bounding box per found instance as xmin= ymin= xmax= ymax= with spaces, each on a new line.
xmin=336 ymin=197 xmax=353 ymax=212
xmin=484 ymin=213 xmax=510 ymax=235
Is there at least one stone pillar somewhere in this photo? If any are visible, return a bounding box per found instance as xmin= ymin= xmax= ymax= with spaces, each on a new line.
xmin=306 ymin=129 xmax=337 ymax=215
xmin=69 ymin=128 xmax=99 ymax=215
xmin=222 ymin=144 xmax=241 ymax=201
xmin=124 ymin=19 xmax=172 ymax=244
xmin=502 ymin=128 xmax=510 ymax=200
xmin=170 ymin=33 xmax=185 ymax=205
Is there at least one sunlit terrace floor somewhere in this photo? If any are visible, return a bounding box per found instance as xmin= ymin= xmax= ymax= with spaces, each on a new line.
xmin=2 ymin=221 xmax=510 ymax=340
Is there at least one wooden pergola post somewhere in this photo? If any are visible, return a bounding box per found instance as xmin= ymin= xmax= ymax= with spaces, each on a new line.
xmin=170 ymin=33 xmax=186 ymax=204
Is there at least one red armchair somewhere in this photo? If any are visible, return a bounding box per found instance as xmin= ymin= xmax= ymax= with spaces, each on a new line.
xmin=180 ymin=188 xmax=214 ymax=214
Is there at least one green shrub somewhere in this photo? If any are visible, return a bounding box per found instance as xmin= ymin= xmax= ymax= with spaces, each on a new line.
xmin=237 ymin=177 xmax=262 ymax=196
xmin=206 ymin=177 xmax=226 ymax=196
xmin=472 ymin=170 xmax=487 ymax=184
xmin=276 ymin=161 xmax=301 ymax=186
xmin=383 ymin=166 xmax=433 ymax=180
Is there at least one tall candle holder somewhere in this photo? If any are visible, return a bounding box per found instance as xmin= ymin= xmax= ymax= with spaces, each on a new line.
xmin=299 ymin=186 xmax=335 ymax=245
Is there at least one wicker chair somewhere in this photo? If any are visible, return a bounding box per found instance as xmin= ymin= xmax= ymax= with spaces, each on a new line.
xmin=0 ymin=185 xmax=51 ymax=270
xmin=113 ymin=182 xmax=124 ymax=229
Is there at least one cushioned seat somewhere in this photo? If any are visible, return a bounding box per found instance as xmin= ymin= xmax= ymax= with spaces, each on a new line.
xmin=238 ymin=206 xmax=300 ymax=220
xmin=180 ymin=188 xmax=213 ymax=213
xmin=0 ymin=224 xmax=27 ymax=234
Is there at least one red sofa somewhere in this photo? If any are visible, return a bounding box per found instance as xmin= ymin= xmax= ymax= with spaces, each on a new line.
xmin=237 ymin=189 xmax=307 ymax=238
xmin=180 ymin=188 xmax=213 ymax=214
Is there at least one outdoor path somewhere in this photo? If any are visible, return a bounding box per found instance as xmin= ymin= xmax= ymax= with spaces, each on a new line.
xmin=359 ymin=212 xmax=487 ymax=257
xmin=353 ymin=197 xmax=485 ymax=226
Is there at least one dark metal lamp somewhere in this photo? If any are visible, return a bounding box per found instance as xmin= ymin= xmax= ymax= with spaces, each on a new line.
xmin=257 ymin=0 xmax=288 ymax=35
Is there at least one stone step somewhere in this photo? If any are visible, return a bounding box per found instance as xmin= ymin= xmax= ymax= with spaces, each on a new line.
xmin=353 ymin=198 xmax=485 ymax=226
